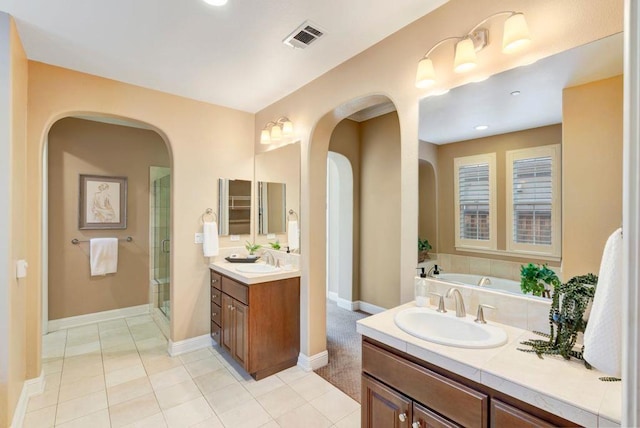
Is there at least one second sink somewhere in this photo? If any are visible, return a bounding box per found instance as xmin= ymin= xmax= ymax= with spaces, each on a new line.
xmin=394 ymin=307 xmax=508 ymax=349
xmin=234 ymin=264 xmax=280 ymax=274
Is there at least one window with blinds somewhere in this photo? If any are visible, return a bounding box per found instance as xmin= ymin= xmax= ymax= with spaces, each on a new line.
xmin=506 ymin=145 xmax=561 ymax=258
xmin=459 ymin=163 xmax=490 ymax=241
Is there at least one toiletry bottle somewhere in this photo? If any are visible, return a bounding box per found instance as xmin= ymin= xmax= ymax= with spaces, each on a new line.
xmin=284 ymin=246 xmax=293 ymax=270
xmin=415 ymin=267 xmax=428 ymax=307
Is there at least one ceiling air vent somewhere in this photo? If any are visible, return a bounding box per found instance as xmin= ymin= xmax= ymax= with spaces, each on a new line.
xmin=283 ymin=21 xmax=326 ymax=49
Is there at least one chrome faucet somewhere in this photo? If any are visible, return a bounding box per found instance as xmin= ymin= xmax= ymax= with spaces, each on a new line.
xmin=262 ymin=250 xmax=276 ymax=266
xmin=477 ymin=276 xmax=492 ymax=287
xmin=445 ymin=288 xmax=466 ymax=317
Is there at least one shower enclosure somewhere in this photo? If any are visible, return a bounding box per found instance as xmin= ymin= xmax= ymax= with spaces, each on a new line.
xmin=151 ymin=168 xmax=171 ymax=322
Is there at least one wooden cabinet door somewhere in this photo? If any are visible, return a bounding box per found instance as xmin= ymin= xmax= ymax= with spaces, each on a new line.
xmin=221 ymin=294 xmax=234 ymax=355
xmin=362 ymin=374 xmax=412 ymax=428
xmin=413 ymin=401 xmax=461 ymax=428
xmin=232 ymin=300 xmax=249 ymax=367
xmin=490 ymin=400 xmax=554 ymax=428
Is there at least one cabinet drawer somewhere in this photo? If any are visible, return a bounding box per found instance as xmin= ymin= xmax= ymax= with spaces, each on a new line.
xmin=210 ymin=321 xmax=221 ymax=343
xmin=490 ymin=400 xmax=554 ymax=428
xmin=211 ymin=288 xmax=222 ymax=306
xmin=211 ymin=271 xmax=222 ymax=291
xmin=222 ymin=276 xmax=248 ymax=305
xmin=362 ymin=341 xmax=487 ymax=428
xmin=211 ymin=301 xmax=221 ymax=326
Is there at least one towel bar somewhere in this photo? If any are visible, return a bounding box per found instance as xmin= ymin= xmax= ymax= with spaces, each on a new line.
xmin=288 ymin=209 xmax=298 ymax=222
xmin=202 ymin=208 xmax=218 ymax=223
xmin=71 ymin=236 xmax=133 ymax=245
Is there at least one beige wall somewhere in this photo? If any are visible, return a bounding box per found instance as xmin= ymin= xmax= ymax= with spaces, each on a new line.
xmin=437 ymin=124 xmax=563 ymax=265
xmin=360 ymin=112 xmax=402 ymax=308
xmin=47 ymin=117 xmax=169 ymax=319
xmin=329 ymin=119 xmax=361 ymax=301
xmin=26 ymin=62 xmax=255 ymax=353
xmin=563 ymin=75 xmax=623 ymax=278
xmin=418 ymin=159 xmax=437 ymax=253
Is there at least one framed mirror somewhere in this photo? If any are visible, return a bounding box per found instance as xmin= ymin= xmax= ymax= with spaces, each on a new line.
xmin=218 ymin=178 xmax=251 ymax=236
xmin=257 ymin=181 xmax=286 ymax=235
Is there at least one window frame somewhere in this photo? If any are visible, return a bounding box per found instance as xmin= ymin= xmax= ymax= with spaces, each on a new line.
xmin=454 ymin=153 xmax=497 ymax=251
xmin=506 ymin=144 xmax=561 ymax=258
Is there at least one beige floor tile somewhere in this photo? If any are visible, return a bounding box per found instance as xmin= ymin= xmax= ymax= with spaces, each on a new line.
xmin=60 ymin=362 xmax=104 ymax=386
xmin=256 ymin=384 xmax=306 ymax=419
xmin=203 ymin=382 xmax=253 ymax=415
xmin=141 ymin=353 xmax=183 ymax=376
xmin=42 ymin=358 xmax=64 ymax=375
xmin=42 ymin=344 xmax=66 ymax=360
xmin=107 ymin=377 xmax=154 ymax=407
xmin=22 ymin=405 xmax=56 ymax=428
xmin=193 ymin=367 xmax=238 ymax=395
xmin=98 ymin=318 xmax=128 ymax=332
xmin=126 ymin=315 xmax=154 ymax=326
xmin=184 ymin=355 xmax=224 ymax=378
xmin=55 ymin=390 xmax=108 ymax=425
xmin=106 ymin=362 xmax=147 ymax=388
xmin=275 ymin=403 xmax=332 ymax=428
xmin=189 ymin=415 xmax=224 ymax=428
xmin=162 ymin=397 xmax=215 ymax=428
xmin=243 ymin=374 xmax=285 ymax=398
xmin=64 ymin=340 xmax=101 ymax=358
xmin=275 ymin=365 xmax=310 ymax=384
xmin=65 ymin=331 xmax=100 ymax=347
xmin=104 ymin=352 xmax=143 ymax=374
xmin=135 ymin=336 xmax=167 ymax=352
xmin=289 ymin=372 xmax=336 ymax=401
xmin=58 ymin=373 xmax=105 ymax=403
xmin=43 ymin=372 xmax=62 ymax=392
xmin=178 ymin=348 xmax=213 ymax=364
xmin=130 ymin=324 xmax=164 ymax=342
xmin=26 ymin=387 xmax=59 ymax=412
xmin=155 ymin=379 xmax=203 ymax=410
xmin=101 ymin=332 xmax=136 ymax=350
xmin=109 ymin=392 xmax=161 ymax=428
xmin=335 ymin=409 xmax=361 ymax=428
xmin=309 ymin=388 xmax=360 ymax=423
xmin=149 ymin=366 xmax=191 ymax=391
xmin=258 ymin=422 xmax=280 ymax=428
xmin=217 ymin=399 xmax=272 ymax=428
xmin=121 ymin=412 xmax=168 ymax=428
xmin=55 ymin=409 xmax=111 ymax=428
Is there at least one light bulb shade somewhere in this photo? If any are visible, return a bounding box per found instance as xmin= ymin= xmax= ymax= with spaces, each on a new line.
xmin=453 ymin=38 xmax=477 ymax=73
xmin=502 ymin=13 xmax=531 ymax=53
xmin=260 ymin=129 xmax=271 ymax=144
xmin=203 ymin=0 xmax=228 ymax=5
xmin=270 ymin=125 xmax=282 ymax=141
xmin=415 ymin=57 xmax=436 ymax=88
xmin=281 ymin=120 xmax=293 ymax=136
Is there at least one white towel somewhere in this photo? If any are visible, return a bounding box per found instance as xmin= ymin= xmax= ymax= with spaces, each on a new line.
xmin=583 ymin=228 xmax=623 ymax=376
xmin=288 ymin=220 xmax=299 ymax=251
xmin=203 ymin=221 xmax=219 ymax=257
xmin=90 ymin=238 xmax=118 ymax=276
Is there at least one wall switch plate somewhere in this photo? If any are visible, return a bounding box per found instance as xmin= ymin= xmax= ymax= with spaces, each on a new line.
xmin=194 ymin=233 xmax=203 ymax=244
xmin=267 ymin=233 xmax=276 ymax=239
xmin=16 ymin=259 xmax=28 ymax=279
xmin=230 ymin=235 xmax=240 ymax=241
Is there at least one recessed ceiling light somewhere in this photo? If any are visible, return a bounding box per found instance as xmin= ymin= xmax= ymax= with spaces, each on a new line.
xmin=511 ymin=90 xmax=521 ymax=96
xmin=203 ymin=0 xmax=227 ymax=6
xmin=475 ymin=125 xmax=489 ymax=131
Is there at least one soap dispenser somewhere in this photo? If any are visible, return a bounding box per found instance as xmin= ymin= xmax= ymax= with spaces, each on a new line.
xmin=415 ymin=267 xmax=429 ymax=307
xmin=284 ymin=246 xmax=294 ymax=270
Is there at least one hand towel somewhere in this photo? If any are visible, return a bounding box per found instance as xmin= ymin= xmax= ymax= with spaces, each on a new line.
xmin=288 ymin=220 xmax=299 ymax=251
xmin=90 ymin=237 xmax=118 ymax=276
xmin=583 ymin=228 xmax=623 ymax=377
xmin=203 ymin=221 xmax=219 ymax=257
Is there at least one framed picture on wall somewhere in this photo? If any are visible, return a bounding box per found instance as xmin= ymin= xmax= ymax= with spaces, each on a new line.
xmin=79 ymin=174 xmax=128 ymax=229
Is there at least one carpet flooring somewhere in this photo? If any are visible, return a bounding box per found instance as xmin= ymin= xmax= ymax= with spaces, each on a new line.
xmin=314 ymin=300 xmax=369 ymax=403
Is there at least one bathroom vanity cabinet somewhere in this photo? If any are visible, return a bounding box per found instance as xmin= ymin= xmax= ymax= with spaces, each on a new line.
xmin=362 ymin=339 xmax=573 ymax=428
xmin=210 ymin=268 xmax=300 ymax=380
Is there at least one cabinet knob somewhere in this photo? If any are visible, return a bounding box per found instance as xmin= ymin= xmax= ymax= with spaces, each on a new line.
xmin=230 ymin=306 xmax=235 ymax=311
xmin=212 ymin=312 xmax=217 ymax=317
xmin=399 ymin=413 xmax=407 ymax=422
xmin=412 ymin=422 xmax=421 ymax=428
xmin=212 ymin=294 xmax=218 ymax=299
xmin=211 ymin=279 xmax=218 ymax=283
xmin=212 ymin=332 xmax=218 ymax=336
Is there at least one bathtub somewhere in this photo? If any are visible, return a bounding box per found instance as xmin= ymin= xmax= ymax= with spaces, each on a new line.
xmin=435 ymin=273 xmax=523 ymax=295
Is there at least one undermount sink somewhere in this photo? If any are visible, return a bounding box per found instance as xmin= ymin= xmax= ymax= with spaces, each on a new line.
xmin=394 ymin=307 xmax=508 ymax=349
xmin=234 ymin=264 xmax=280 ymax=274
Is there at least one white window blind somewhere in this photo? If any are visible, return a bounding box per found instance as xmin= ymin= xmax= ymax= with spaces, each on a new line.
xmin=512 ymin=156 xmax=553 ymax=245
xmin=458 ymin=163 xmax=490 ymax=241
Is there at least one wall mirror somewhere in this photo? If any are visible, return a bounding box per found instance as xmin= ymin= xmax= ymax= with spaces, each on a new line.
xmin=418 ymin=33 xmax=623 ymax=298
xmin=254 ymin=142 xmax=301 ymax=248
xmin=218 ymin=178 xmax=251 ymax=236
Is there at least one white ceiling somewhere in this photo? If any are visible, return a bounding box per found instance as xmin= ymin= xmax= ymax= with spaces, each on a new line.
xmin=2 ymin=0 xmax=447 ymax=113
xmin=419 ymin=32 xmax=624 ymax=144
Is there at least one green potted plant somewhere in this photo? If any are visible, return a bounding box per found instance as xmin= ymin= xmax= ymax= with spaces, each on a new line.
xmin=418 ymin=238 xmax=432 ymax=263
xmin=245 ymin=241 xmax=261 ymax=256
xmin=269 ymin=240 xmax=281 ymax=250
xmin=520 ymin=263 xmax=561 ymax=298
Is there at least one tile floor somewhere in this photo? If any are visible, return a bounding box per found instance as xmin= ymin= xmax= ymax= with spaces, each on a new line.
xmin=26 ymin=314 xmax=361 ymax=428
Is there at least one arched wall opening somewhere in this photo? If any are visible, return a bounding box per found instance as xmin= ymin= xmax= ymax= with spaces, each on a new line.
xmin=418 ymin=159 xmax=437 ymax=256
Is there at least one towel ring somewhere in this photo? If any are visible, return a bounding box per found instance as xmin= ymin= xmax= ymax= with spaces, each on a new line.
xmin=202 ymin=208 xmax=217 ymax=224
xmin=288 ymin=209 xmax=298 ymax=222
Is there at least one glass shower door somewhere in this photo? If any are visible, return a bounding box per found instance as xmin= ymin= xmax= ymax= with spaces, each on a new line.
xmin=154 ymin=174 xmax=171 ymax=319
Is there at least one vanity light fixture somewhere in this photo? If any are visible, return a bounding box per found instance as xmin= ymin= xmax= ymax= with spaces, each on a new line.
xmin=260 ymin=117 xmax=294 ymax=145
xmin=416 ymin=11 xmax=531 ymax=88
xmin=510 ymin=90 xmax=521 ymax=96
xmin=475 ymin=125 xmax=489 ymax=131
xmin=203 ymin=0 xmax=228 ymax=5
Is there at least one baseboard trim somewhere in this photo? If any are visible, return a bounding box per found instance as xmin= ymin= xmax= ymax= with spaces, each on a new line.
xmin=336 ymin=297 xmax=358 ymax=311
xmin=297 ymin=350 xmax=329 ymax=372
xmin=10 ymin=370 xmax=45 ymax=428
xmin=357 ymin=300 xmax=386 ymax=315
xmin=48 ymin=304 xmax=150 ymax=332
xmin=168 ymin=334 xmax=214 ymax=357
xmin=328 ymin=291 xmax=338 ymax=302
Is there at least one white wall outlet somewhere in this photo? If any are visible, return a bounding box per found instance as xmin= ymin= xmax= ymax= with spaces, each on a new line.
xmin=194 ymin=233 xmax=203 ymax=244
xmin=230 ymin=235 xmax=240 ymax=241
xmin=267 ymin=233 xmax=276 ymax=239
xmin=16 ymin=259 xmax=28 ymax=279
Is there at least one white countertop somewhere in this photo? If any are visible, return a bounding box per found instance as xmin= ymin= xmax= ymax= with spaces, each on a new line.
xmin=356 ymin=302 xmax=622 ymax=427
xmin=209 ymin=260 xmax=301 ymax=284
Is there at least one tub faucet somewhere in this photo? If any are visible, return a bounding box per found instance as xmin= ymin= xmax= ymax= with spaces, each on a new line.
xmin=427 ymin=265 xmax=443 ymax=277
xmin=477 ymin=277 xmax=492 ymax=287
xmin=445 ymin=288 xmax=466 ymax=317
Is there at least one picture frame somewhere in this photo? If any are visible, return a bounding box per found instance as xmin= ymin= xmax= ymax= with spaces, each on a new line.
xmin=79 ymin=174 xmax=128 ymax=230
